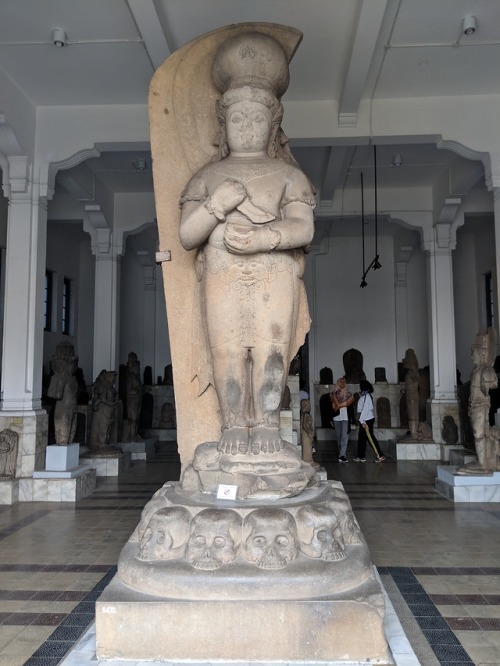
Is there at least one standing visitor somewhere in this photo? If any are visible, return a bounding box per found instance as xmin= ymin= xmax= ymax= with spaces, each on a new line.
xmin=331 ymin=377 xmax=354 ymax=463
xmin=354 ymin=380 xmax=385 ymax=463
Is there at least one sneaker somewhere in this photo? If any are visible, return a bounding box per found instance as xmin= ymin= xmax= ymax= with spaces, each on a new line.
xmin=375 ymin=456 xmax=386 ymax=463
xmin=353 ymin=457 xmax=366 ymax=462
xmin=339 ymin=456 xmax=348 ymax=463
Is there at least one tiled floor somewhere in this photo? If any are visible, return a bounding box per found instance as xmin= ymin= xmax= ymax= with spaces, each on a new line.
xmin=1 ymin=439 xmax=500 ymax=665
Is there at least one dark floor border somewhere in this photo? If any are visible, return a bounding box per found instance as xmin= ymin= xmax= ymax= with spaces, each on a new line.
xmin=23 ymin=566 xmax=117 ymax=666
xmin=382 ymin=566 xmax=475 ymax=665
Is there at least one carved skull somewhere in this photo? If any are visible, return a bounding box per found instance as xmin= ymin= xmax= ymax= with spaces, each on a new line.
xmin=328 ymin=499 xmax=363 ymax=545
xmin=242 ymin=509 xmax=298 ymax=569
xmin=138 ymin=506 xmax=191 ymax=561
xmin=186 ymin=508 xmax=241 ymax=570
xmin=295 ymin=505 xmax=345 ymax=561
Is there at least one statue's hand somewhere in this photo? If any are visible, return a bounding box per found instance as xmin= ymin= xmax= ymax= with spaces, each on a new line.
xmin=224 ymin=224 xmax=280 ymax=254
xmin=207 ymin=179 xmax=247 ymax=219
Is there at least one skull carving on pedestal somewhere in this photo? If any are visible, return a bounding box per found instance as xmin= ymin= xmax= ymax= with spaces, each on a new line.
xmin=186 ymin=508 xmax=242 ymax=570
xmin=242 ymin=508 xmax=298 ymax=569
xmin=295 ymin=504 xmax=345 ymax=561
xmin=138 ymin=506 xmax=191 ymax=561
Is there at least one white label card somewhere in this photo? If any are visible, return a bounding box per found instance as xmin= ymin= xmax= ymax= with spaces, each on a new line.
xmin=216 ymin=484 xmax=238 ymax=500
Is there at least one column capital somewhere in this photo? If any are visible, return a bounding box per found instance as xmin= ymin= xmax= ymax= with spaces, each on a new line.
xmin=84 ymin=205 xmax=125 ymax=258
xmin=484 ymin=152 xmax=500 ymax=191
xmin=421 ymin=222 xmax=456 ymax=253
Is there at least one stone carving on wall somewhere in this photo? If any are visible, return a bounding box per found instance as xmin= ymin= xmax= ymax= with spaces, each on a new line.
xmin=458 ymin=328 xmax=499 ymax=475
xmin=125 ymin=352 xmax=143 ymax=442
xmin=376 ymin=397 xmax=391 ymax=428
xmin=47 ymin=341 xmax=79 ymax=444
xmin=0 ymin=429 xmax=19 ymax=478
xmin=89 ymin=370 xmax=119 ymax=454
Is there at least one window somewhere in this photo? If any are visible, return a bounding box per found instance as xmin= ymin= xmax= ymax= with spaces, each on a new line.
xmin=485 ymin=272 xmax=495 ymax=328
xmin=62 ymin=277 xmax=72 ymax=335
xmin=44 ymin=270 xmax=53 ymax=331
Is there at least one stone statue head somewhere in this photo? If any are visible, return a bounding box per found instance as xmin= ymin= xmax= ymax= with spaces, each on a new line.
xmin=403 ymin=348 xmax=418 ymax=370
xmin=138 ymin=506 xmax=191 ymax=561
xmin=295 ymin=505 xmax=345 ymax=561
xmin=185 ymin=508 xmax=242 ymax=570
xmin=300 ymin=399 xmax=311 ymax=414
xmin=242 ymin=508 xmax=298 ymax=569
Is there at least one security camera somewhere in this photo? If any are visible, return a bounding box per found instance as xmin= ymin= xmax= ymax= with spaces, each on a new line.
xmin=52 ymin=28 xmax=67 ymax=47
xmin=462 ymin=15 xmax=476 ymax=36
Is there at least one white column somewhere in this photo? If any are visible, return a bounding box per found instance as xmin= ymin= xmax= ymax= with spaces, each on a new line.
xmin=84 ymin=206 xmax=123 ymax=380
xmin=493 ymin=188 xmax=500 ymax=324
xmin=1 ymin=166 xmax=46 ymax=412
xmin=423 ymin=223 xmax=459 ymax=443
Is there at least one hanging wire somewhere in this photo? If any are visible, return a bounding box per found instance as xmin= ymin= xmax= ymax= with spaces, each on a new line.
xmin=372 ymin=144 xmax=381 ymax=270
xmin=360 ymin=172 xmax=367 ymax=288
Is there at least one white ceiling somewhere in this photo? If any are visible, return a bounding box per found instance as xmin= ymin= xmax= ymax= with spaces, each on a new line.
xmin=1 ymin=0 xmax=498 ymax=207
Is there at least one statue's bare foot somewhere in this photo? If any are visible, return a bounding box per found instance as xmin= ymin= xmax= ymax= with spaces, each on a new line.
xmin=250 ymin=426 xmax=283 ymax=455
xmin=218 ymin=427 xmax=249 ymax=455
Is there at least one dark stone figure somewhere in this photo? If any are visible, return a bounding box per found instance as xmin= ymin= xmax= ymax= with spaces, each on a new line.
xmin=343 ymin=349 xmax=365 ymax=384
xmin=89 ymin=370 xmax=118 ymax=453
xmin=399 ymin=393 xmax=409 ymax=430
xmin=280 ymin=385 xmax=291 ymax=410
xmin=163 ymin=364 xmax=173 ymax=386
xmin=442 ymin=415 xmax=459 ymax=447
xmin=374 ymin=367 xmax=387 ymax=383
xmin=418 ymin=366 xmax=430 ymax=422
xmin=376 ymin=397 xmax=391 ymax=428
xmin=139 ymin=392 xmax=154 ymax=430
xmin=319 ymin=367 xmax=333 ymax=385
xmin=458 ymin=381 xmax=474 ymax=449
xmin=143 ymin=365 xmax=153 ymax=386
xmin=319 ymin=391 xmax=335 ymax=428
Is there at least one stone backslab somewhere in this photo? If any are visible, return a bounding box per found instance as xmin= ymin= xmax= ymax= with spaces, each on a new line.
xmin=96 ymin=574 xmax=390 ymax=663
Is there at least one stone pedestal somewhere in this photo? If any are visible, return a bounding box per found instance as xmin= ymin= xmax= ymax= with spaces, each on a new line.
xmin=45 ymin=443 xmax=80 ymax=471
xmin=0 ymin=479 xmax=20 ymax=505
xmin=96 ymin=481 xmax=390 ymax=663
xmin=394 ymin=439 xmax=441 ymax=460
xmin=436 ymin=465 xmax=500 ymax=502
xmin=82 ymin=451 xmax=131 ymax=476
xmin=115 ymin=437 xmax=156 ymax=461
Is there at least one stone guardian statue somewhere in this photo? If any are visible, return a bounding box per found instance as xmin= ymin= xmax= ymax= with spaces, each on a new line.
xmin=47 ymin=341 xmax=79 ymax=444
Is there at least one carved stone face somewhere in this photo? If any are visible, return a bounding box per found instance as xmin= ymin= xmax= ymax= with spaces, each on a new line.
xmin=186 ymin=509 xmax=241 ymax=570
xmin=243 ymin=509 xmax=298 ymax=569
xmin=226 ymin=100 xmax=272 ymax=154
xmin=328 ymin=501 xmax=362 ymax=545
xmin=138 ymin=507 xmax=191 ymax=561
xmin=296 ymin=505 xmax=345 ymax=561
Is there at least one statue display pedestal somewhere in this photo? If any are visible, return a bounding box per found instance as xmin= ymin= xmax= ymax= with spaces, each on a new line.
xmin=81 ymin=451 xmax=131 ymax=476
xmin=0 ymin=479 xmax=20 ymax=505
xmin=45 ymin=443 xmax=80 ymax=471
xmin=96 ymin=481 xmax=390 ymax=663
xmin=435 ymin=465 xmax=500 ymax=502
xmin=116 ymin=437 xmax=156 ymax=461
xmin=393 ymin=439 xmax=440 ymax=460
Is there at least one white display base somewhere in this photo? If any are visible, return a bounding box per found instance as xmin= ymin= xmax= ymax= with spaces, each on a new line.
xmin=115 ymin=438 xmax=156 ymax=461
xmin=83 ymin=452 xmax=131 ymax=476
xmin=394 ymin=439 xmax=440 ymax=460
xmin=21 ymin=468 xmax=97 ymax=502
xmin=435 ymin=465 xmax=500 ymax=502
xmin=0 ymin=478 xmax=20 ymax=505
xmin=45 ymin=443 xmax=80 ymax=471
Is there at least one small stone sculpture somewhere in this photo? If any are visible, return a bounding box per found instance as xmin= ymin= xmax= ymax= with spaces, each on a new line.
xmin=376 ymin=397 xmax=391 ymax=429
xmin=442 ymin=415 xmax=459 ymax=447
xmin=0 ymin=429 xmax=19 ymax=478
xmin=403 ymin=349 xmax=420 ymax=439
xmin=374 ymin=367 xmax=387 ymax=383
xmin=343 ymin=349 xmax=366 ymax=384
xmin=295 ymin=505 xmax=345 ymax=561
xmin=319 ymin=367 xmax=333 ymax=385
xmin=125 ymin=352 xmax=142 ymax=442
xmin=458 ymin=328 xmax=499 ymax=474
xmin=89 ymin=370 xmax=118 ymax=453
xmin=159 ymin=402 xmax=176 ymax=428
xmin=47 ymin=341 xmax=79 ymax=444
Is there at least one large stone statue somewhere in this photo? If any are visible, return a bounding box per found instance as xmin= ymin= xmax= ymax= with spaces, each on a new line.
xmin=458 ymin=328 xmax=499 ymax=474
xmin=179 ymin=31 xmax=314 ymax=459
xmin=125 ymin=352 xmax=142 ymax=442
xmin=89 ymin=370 xmax=118 ymax=453
xmin=47 ymin=341 xmax=79 ymax=444
xmin=96 ymin=25 xmax=389 ymax=664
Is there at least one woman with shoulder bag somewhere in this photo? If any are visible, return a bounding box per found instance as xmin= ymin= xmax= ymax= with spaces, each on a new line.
xmin=354 ymin=379 xmax=385 ymax=463
xmin=331 ymin=377 xmax=354 ymax=463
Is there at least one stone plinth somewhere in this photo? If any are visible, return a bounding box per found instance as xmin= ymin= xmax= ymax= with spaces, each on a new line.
xmin=0 ymin=479 xmax=20 ymax=505
xmin=45 ymin=443 xmax=80 ymax=471
xmin=115 ymin=438 xmax=156 ymax=461
xmin=447 ymin=447 xmax=476 ymax=466
xmin=395 ymin=440 xmax=441 ymax=460
xmin=21 ymin=468 xmax=96 ymax=502
xmin=82 ymin=452 xmax=131 ymax=476
xmin=96 ymin=573 xmax=389 ymax=662
xmin=96 ymin=481 xmax=389 ymax=662
xmin=436 ymin=465 xmax=500 ymax=502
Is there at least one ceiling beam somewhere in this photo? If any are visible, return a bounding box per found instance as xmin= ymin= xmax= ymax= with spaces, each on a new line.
xmin=126 ymin=0 xmax=171 ymax=69
xmin=338 ymin=0 xmax=389 ymax=127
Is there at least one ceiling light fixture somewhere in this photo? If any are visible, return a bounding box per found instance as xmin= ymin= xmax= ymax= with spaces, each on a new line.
xmin=52 ymin=28 xmax=67 ymax=47
xmin=392 ymin=154 xmax=403 ymax=167
xmin=133 ymin=159 xmax=147 ymax=171
xmin=462 ymin=14 xmax=477 ymax=36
